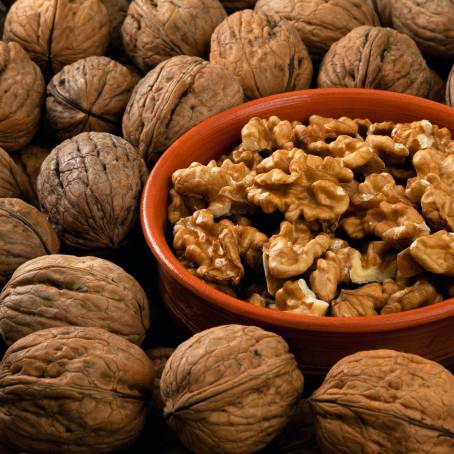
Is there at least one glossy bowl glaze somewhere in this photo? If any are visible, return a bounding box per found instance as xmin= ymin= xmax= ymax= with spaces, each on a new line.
xmin=141 ymin=88 xmax=454 ymax=376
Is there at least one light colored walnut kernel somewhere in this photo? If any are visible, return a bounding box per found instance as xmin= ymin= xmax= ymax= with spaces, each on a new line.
xmin=365 ymin=134 xmax=409 ymax=165
xmin=331 ymin=283 xmax=383 ymax=317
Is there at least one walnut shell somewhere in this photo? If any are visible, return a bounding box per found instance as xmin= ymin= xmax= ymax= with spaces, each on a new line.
xmin=122 ymin=0 xmax=226 ymax=73
xmin=0 ymin=41 xmax=44 ymax=152
xmin=372 ymin=0 xmax=392 ymax=26
xmin=37 ymin=132 xmax=148 ymax=250
xmin=3 ymin=0 xmax=110 ymax=75
xmin=391 ymin=0 xmax=454 ymax=59
xmin=0 ymin=326 xmax=154 ymax=454
xmin=0 ymin=1 xmax=5 ymax=36
xmin=46 ymin=56 xmax=139 ymax=140
xmin=101 ymin=0 xmax=129 ymax=52
xmin=122 ymin=55 xmax=244 ymax=167
xmin=0 ymin=254 xmax=150 ymax=346
xmin=255 ymin=0 xmax=379 ymax=57
xmin=161 ymin=324 xmax=304 ymax=454
xmin=447 ymin=65 xmax=453 ymax=107
xmin=210 ymin=10 xmax=312 ymax=99
xmin=146 ymin=347 xmax=175 ymax=410
xmin=0 ymin=198 xmax=59 ymax=285
xmin=311 ymin=349 xmax=454 ymax=453
xmin=220 ymin=0 xmax=256 ymax=13
xmin=318 ymin=26 xmax=434 ymax=98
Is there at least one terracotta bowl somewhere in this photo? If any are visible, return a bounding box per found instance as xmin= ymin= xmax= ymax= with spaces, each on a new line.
xmin=141 ymin=88 xmax=454 ymax=376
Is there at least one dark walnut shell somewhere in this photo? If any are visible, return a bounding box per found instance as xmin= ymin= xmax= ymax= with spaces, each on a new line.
xmin=0 ymin=254 xmax=150 ymax=346
xmin=161 ymin=324 xmax=304 ymax=454
xmin=255 ymin=0 xmax=379 ymax=58
xmin=146 ymin=347 xmax=175 ymax=410
xmin=318 ymin=26 xmax=435 ymax=98
xmin=310 ymin=349 xmax=454 ymax=454
xmin=102 ymin=0 xmax=129 ymax=52
xmin=122 ymin=0 xmax=226 ymax=73
xmin=447 ymin=65 xmax=454 ymax=107
xmin=210 ymin=10 xmax=313 ymax=99
xmin=0 ymin=41 xmax=44 ymax=152
xmin=0 ymin=1 xmax=5 ymax=36
xmin=123 ymin=55 xmax=244 ymax=167
xmin=3 ymin=0 xmax=110 ymax=75
xmin=0 ymin=326 xmax=154 ymax=454
xmin=0 ymin=198 xmax=59 ymax=285
xmin=373 ymin=0 xmax=393 ymax=26
xmin=37 ymin=132 xmax=148 ymax=251
xmin=46 ymin=56 xmax=139 ymax=140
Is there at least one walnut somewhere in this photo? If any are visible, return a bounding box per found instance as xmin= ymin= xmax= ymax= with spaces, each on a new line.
xmin=331 ymin=283 xmax=384 ymax=317
xmin=0 ymin=198 xmax=59 ymax=285
xmin=318 ymin=26 xmax=435 ymax=99
xmin=37 ymin=132 xmax=148 ymax=251
xmin=220 ymin=0 xmax=256 ymax=13
xmin=101 ymin=0 xmax=129 ymax=52
xmin=447 ymin=65 xmax=453 ymax=107
xmin=311 ymin=349 xmax=454 ymax=454
xmin=161 ymin=325 xmax=304 ymax=454
xmin=396 ymin=247 xmax=424 ymax=279
xmin=146 ymin=347 xmax=175 ymax=410
xmin=255 ymin=0 xmax=379 ymax=57
xmin=210 ymin=10 xmax=312 ymax=99
xmin=0 ymin=41 xmax=44 ymax=152
xmin=0 ymin=254 xmax=150 ymax=346
xmin=46 ymin=56 xmax=139 ymax=140
xmin=365 ymin=134 xmax=409 ymax=165
xmin=0 ymin=326 xmax=154 ymax=453
xmin=122 ymin=0 xmax=226 ymax=73
xmin=427 ymin=69 xmax=445 ymax=103
xmin=0 ymin=1 xmax=5 ymax=36
xmin=168 ymin=189 xmax=206 ymax=225
xmin=372 ymin=0 xmax=392 ymax=27
xmin=3 ymin=0 xmax=110 ymax=75
xmin=327 ymin=136 xmax=376 ymax=170
xmin=122 ymin=56 xmax=244 ymax=167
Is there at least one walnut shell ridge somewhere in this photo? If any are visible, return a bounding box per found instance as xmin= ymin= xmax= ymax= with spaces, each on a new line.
xmin=3 ymin=0 xmax=110 ymax=75
xmin=122 ymin=55 xmax=244 ymax=167
xmin=255 ymin=0 xmax=379 ymax=57
xmin=0 ymin=326 xmax=154 ymax=453
xmin=0 ymin=41 xmax=44 ymax=152
xmin=37 ymin=132 xmax=148 ymax=250
xmin=447 ymin=65 xmax=453 ymax=107
xmin=0 ymin=254 xmax=150 ymax=346
xmin=122 ymin=0 xmax=226 ymax=73
xmin=210 ymin=10 xmax=313 ymax=99
xmin=161 ymin=324 xmax=304 ymax=454
xmin=46 ymin=56 xmax=139 ymax=140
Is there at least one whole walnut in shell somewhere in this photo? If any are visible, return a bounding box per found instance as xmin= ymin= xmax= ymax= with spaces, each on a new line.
xmin=122 ymin=0 xmax=226 ymax=73
xmin=161 ymin=324 xmax=304 ymax=454
xmin=0 ymin=326 xmax=154 ymax=454
xmin=0 ymin=198 xmax=59 ymax=285
xmin=210 ymin=10 xmax=313 ymax=99
xmin=0 ymin=254 xmax=150 ymax=346
xmin=447 ymin=65 xmax=453 ymax=107
xmin=0 ymin=41 xmax=44 ymax=152
xmin=123 ymin=56 xmax=244 ymax=167
xmin=3 ymin=0 xmax=110 ymax=75
xmin=102 ymin=0 xmax=129 ymax=52
xmin=310 ymin=349 xmax=454 ymax=453
xmin=37 ymin=132 xmax=148 ymax=250
xmin=318 ymin=26 xmax=435 ymax=99
xmin=46 ymin=56 xmax=139 ymax=140
xmin=255 ymin=0 xmax=379 ymax=57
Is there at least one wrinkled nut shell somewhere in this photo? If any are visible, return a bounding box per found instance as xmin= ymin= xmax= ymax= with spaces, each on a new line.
xmin=46 ymin=56 xmax=139 ymax=140
xmin=146 ymin=347 xmax=175 ymax=410
xmin=255 ymin=0 xmax=379 ymax=57
xmin=37 ymin=132 xmax=148 ymax=250
xmin=122 ymin=55 xmax=244 ymax=167
xmin=0 ymin=254 xmax=150 ymax=346
xmin=447 ymin=65 xmax=454 ymax=107
xmin=0 ymin=41 xmax=44 ymax=152
xmin=0 ymin=198 xmax=59 ymax=285
xmin=0 ymin=326 xmax=154 ymax=454
xmin=101 ymin=0 xmax=129 ymax=52
xmin=122 ymin=0 xmax=226 ymax=73
xmin=161 ymin=324 xmax=304 ymax=454
xmin=318 ymin=26 xmax=433 ymax=99
xmin=373 ymin=0 xmax=393 ymax=27
xmin=311 ymin=349 xmax=454 ymax=454
xmin=0 ymin=1 xmax=5 ymax=36
xmin=210 ymin=10 xmax=313 ymax=99
xmin=4 ymin=0 xmax=110 ymax=74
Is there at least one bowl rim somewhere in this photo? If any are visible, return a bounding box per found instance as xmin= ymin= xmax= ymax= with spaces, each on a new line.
xmin=141 ymin=88 xmax=454 ymax=334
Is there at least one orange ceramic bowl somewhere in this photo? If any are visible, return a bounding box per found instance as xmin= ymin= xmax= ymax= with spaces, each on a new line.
xmin=141 ymin=88 xmax=454 ymax=376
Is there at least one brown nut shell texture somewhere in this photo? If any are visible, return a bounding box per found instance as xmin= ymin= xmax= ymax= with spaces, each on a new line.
xmin=102 ymin=0 xmax=129 ymax=52
xmin=0 ymin=254 xmax=150 ymax=346
xmin=37 ymin=132 xmax=148 ymax=250
xmin=3 ymin=0 xmax=110 ymax=75
xmin=0 ymin=198 xmax=59 ymax=285
xmin=123 ymin=55 xmax=244 ymax=167
xmin=0 ymin=1 xmax=5 ymax=36
xmin=210 ymin=10 xmax=313 ymax=99
xmin=255 ymin=0 xmax=379 ymax=57
xmin=310 ymin=349 xmax=454 ymax=454
xmin=146 ymin=347 xmax=175 ymax=410
xmin=122 ymin=0 xmax=226 ymax=73
xmin=161 ymin=324 xmax=304 ymax=454
xmin=0 ymin=326 xmax=154 ymax=454
xmin=0 ymin=41 xmax=44 ymax=152
xmin=46 ymin=56 xmax=139 ymax=140
xmin=318 ymin=26 xmax=434 ymax=98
